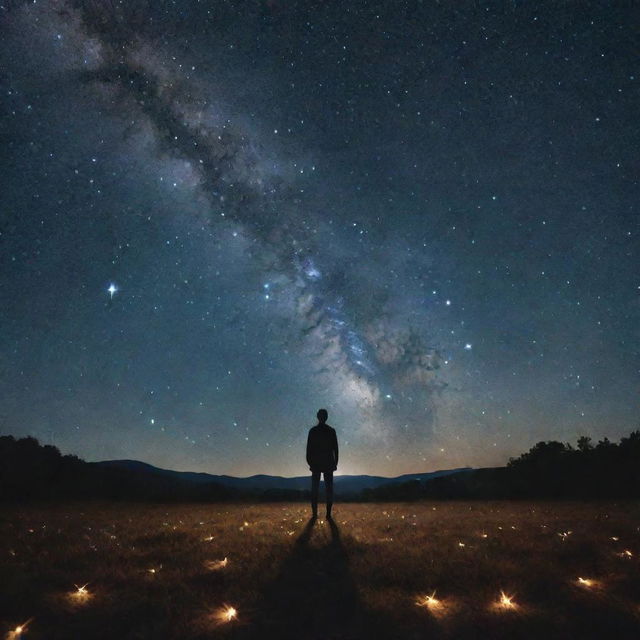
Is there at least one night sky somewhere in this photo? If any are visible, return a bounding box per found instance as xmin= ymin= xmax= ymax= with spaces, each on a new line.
xmin=1 ymin=1 xmax=638 ymax=477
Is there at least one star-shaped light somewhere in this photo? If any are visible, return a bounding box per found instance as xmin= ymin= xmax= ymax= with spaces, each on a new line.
xmin=107 ymin=283 xmax=118 ymax=299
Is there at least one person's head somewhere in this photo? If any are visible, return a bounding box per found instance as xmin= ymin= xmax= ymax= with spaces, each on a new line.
xmin=317 ymin=408 xmax=328 ymax=424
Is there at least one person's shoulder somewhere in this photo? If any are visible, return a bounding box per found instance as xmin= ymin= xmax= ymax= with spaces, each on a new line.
xmin=326 ymin=424 xmax=336 ymax=432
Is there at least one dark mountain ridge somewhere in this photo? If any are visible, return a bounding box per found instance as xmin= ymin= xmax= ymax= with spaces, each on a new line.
xmin=2 ymin=431 xmax=639 ymax=501
xmin=95 ymin=459 xmax=472 ymax=494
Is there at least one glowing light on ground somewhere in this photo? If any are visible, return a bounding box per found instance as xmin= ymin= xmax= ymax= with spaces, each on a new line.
xmin=494 ymin=590 xmax=517 ymax=610
xmin=70 ymin=583 xmax=91 ymax=603
xmin=416 ymin=591 xmax=446 ymax=615
xmin=416 ymin=591 xmax=453 ymax=618
xmin=205 ymin=557 xmax=228 ymax=570
xmin=7 ymin=619 xmax=32 ymax=639
xmin=577 ymin=577 xmax=597 ymax=588
xmin=212 ymin=605 xmax=238 ymax=625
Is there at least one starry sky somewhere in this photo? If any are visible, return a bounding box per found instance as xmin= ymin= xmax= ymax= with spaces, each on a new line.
xmin=1 ymin=1 xmax=638 ymax=477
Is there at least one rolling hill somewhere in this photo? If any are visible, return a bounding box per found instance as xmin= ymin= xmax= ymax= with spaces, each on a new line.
xmin=95 ymin=459 xmax=473 ymax=495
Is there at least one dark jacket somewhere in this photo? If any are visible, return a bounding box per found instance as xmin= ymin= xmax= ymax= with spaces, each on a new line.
xmin=306 ymin=424 xmax=339 ymax=472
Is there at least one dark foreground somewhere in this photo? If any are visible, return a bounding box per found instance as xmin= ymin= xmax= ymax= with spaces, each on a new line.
xmin=1 ymin=501 xmax=639 ymax=639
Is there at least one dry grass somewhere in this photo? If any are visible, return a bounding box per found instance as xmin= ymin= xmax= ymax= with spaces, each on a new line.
xmin=1 ymin=501 xmax=639 ymax=639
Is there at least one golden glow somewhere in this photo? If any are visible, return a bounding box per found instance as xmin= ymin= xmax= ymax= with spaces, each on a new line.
xmin=205 ymin=557 xmax=228 ymax=571
xmin=202 ymin=535 xmax=214 ymax=542
xmin=577 ymin=577 xmax=596 ymax=588
xmin=8 ymin=619 xmax=32 ymax=639
xmin=497 ymin=590 xmax=517 ymax=609
xmin=457 ymin=542 xmax=465 ymax=548
xmin=610 ymin=536 xmax=619 ymax=541
xmin=416 ymin=591 xmax=450 ymax=618
xmin=480 ymin=532 xmax=488 ymax=538
xmin=70 ymin=583 xmax=91 ymax=603
xmin=213 ymin=605 xmax=238 ymax=624
xmin=416 ymin=591 xmax=442 ymax=611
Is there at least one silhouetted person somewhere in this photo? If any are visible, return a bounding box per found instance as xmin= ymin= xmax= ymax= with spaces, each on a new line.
xmin=306 ymin=408 xmax=338 ymax=519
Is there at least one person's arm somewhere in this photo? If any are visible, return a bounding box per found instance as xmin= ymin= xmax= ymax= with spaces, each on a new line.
xmin=306 ymin=430 xmax=312 ymax=467
xmin=333 ymin=429 xmax=339 ymax=469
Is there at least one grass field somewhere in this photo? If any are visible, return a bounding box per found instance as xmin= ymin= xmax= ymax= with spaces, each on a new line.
xmin=1 ymin=501 xmax=639 ymax=639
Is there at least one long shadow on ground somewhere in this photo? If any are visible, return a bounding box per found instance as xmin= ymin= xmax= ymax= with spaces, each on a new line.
xmin=236 ymin=517 xmax=362 ymax=640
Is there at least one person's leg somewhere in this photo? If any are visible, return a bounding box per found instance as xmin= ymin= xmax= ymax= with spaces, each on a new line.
xmin=324 ymin=470 xmax=334 ymax=518
xmin=310 ymin=471 xmax=320 ymax=518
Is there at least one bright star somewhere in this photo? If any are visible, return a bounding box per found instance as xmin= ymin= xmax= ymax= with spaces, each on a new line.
xmin=464 ymin=343 xmax=472 ymax=350
xmin=107 ymin=283 xmax=118 ymax=299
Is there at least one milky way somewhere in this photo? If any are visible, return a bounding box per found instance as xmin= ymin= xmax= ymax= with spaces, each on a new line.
xmin=1 ymin=1 xmax=637 ymax=476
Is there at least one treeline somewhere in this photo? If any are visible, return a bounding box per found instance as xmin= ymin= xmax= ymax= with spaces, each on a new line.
xmin=505 ymin=431 xmax=640 ymax=498
xmin=0 ymin=435 xmax=315 ymax=503
xmin=2 ymin=431 xmax=639 ymax=502
xmin=363 ymin=431 xmax=640 ymax=500
xmin=0 ymin=436 xmax=235 ymax=502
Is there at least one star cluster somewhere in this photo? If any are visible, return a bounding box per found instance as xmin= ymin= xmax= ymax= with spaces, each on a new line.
xmin=0 ymin=1 xmax=637 ymax=476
